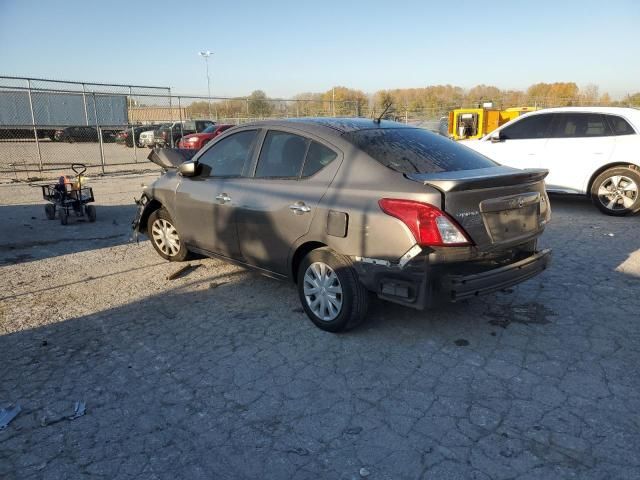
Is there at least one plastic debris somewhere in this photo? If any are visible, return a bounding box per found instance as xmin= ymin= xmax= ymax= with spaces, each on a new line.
xmin=605 ymin=233 xmax=615 ymax=237
xmin=40 ymin=401 xmax=86 ymax=427
xmin=0 ymin=404 xmax=21 ymax=430
xmin=359 ymin=467 xmax=371 ymax=477
xmin=68 ymin=401 xmax=86 ymax=420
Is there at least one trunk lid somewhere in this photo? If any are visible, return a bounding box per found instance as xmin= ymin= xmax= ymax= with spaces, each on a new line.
xmin=406 ymin=166 xmax=550 ymax=250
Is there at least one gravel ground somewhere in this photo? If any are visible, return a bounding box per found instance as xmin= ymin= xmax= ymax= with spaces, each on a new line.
xmin=0 ymin=173 xmax=639 ymax=480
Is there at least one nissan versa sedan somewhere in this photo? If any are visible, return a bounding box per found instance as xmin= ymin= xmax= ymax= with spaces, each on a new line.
xmin=133 ymin=118 xmax=552 ymax=332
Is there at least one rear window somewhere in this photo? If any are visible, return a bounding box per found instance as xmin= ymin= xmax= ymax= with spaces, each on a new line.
xmin=607 ymin=115 xmax=635 ymax=136
xmin=344 ymin=128 xmax=496 ymax=174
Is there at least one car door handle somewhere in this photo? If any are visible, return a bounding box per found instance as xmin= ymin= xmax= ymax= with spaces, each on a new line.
xmin=289 ymin=202 xmax=311 ymax=214
xmin=216 ymin=193 xmax=231 ymax=204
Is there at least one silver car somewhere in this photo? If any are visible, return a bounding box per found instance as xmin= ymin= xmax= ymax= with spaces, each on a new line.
xmin=133 ymin=118 xmax=552 ymax=332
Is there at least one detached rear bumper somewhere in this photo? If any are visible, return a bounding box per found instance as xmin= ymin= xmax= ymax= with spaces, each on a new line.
xmin=442 ymin=249 xmax=551 ymax=302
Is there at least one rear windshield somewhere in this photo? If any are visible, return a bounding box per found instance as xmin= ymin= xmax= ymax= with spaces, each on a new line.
xmin=344 ymin=128 xmax=497 ymax=174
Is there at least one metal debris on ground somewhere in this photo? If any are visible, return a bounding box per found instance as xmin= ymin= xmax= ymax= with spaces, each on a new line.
xmin=166 ymin=264 xmax=198 ymax=280
xmin=0 ymin=404 xmax=21 ymax=430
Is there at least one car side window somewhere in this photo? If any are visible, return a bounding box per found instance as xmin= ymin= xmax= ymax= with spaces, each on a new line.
xmin=198 ymin=130 xmax=258 ymax=177
xmin=606 ymin=115 xmax=635 ymax=136
xmin=500 ymin=114 xmax=553 ymax=140
xmin=551 ymin=113 xmax=612 ymax=138
xmin=302 ymin=141 xmax=337 ymax=177
xmin=255 ymin=131 xmax=309 ymax=178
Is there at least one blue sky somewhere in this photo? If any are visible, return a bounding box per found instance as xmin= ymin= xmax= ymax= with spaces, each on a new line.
xmin=1 ymin=0 xmax=638 ymax=98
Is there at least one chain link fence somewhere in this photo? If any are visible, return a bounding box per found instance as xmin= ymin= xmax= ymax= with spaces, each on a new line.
xmin=0 ymin=75 xmax=626 ymax=179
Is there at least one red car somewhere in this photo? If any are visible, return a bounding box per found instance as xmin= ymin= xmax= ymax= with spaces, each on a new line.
xmin=177 ymin=124 xmax=234 ymax=150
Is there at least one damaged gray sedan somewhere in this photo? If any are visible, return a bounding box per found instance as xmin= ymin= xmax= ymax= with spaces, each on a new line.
xmin=133 ymin=118 xmax=551 ymax=332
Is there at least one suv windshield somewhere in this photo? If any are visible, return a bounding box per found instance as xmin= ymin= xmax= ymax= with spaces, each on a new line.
xmin=344 ymin=128 xmax=497 ymax=174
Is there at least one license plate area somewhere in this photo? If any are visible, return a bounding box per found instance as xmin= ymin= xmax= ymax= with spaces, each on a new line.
xmin=480 ymin=193 xmax=540 ymax=243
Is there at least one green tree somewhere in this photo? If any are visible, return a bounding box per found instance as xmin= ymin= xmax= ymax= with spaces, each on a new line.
xmin=248 ymin=90 xmax=273 ymax=117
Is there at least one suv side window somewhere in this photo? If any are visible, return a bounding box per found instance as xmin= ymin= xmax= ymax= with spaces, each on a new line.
xmin=500 ymin=114 xmax=553 ymax=140
xmin=255 ymin=131 xmax=309 ymax=178
xmin=302 ymin=141 xmax=337 ymax=177
xmin=606 ymin=115 xmax=635 ymax=136
xmin=551 ymin=113 xmax=612 ymax=138
xmin=198 ymin=130 xmax=258 ymax=177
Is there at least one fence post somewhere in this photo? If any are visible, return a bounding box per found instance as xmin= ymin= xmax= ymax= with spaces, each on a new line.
xmin=178 ymin=96 xmax=183 ymax=141
xmin=92 ymin=93 xmax=106 ymax=174
xmin=129 ymin=86 xmax=137 ymax=163
xmin=82 ymin=83 xmax=89 ymax=126
xmin=26 ymin=79 xmax=43 ymax=172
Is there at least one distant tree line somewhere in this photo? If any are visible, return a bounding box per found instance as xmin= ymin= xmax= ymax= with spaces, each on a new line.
xmin=170 ymin=82 xmax=640 ymax=120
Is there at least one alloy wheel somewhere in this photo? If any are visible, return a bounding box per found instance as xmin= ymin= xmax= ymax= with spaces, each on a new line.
xmin=597 ymin=175 xmax=638 ymax=212
xmin=151 ymin=218 xmax=181 ymax=257
xmin=303 ymin=262 xmax=343 ymax=321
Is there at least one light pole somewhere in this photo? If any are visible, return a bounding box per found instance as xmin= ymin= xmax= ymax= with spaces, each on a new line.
xmin=198 ymin=50 xmax=212 ymax=119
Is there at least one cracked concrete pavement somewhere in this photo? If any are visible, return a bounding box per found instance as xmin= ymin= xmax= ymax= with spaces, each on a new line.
xmin=0 ymin=173 xmax=639 ymax=479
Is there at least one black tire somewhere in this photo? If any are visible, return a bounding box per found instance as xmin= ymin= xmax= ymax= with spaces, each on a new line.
xmin=590 ymin=166 xmax=640 ymax=216
xmin=296 ymin=248 xmax=369 ymax=333
xmin=45 ymin=204 xmax=55 ymax=220
xmin=147 ymin=208 xmax=189 ymax=261
xmin=60 ymin=208 xmax=68 ymax=225
xmin=86 ymin=205 xmax=96 ymax=222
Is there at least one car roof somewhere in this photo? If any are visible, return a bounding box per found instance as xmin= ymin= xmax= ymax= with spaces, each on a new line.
xmin=526 ymin=106 xmax=640 ymax=117
xmin=239 ymin=117 xmax=414 ymax=135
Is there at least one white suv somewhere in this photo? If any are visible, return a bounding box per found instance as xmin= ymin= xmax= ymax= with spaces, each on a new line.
xmin=461 ymin=107 xmax=640 ymax=215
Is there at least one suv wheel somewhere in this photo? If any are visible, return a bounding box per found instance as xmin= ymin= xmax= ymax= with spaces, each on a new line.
xmin=591 ymin=166 xmax=640 ymax=216
xmin=148 ymin=208 xmax=189 ymax=261
xmin=297 ymin=248 xmax=369 ymax=332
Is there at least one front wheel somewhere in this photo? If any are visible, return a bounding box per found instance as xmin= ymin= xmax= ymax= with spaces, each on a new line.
xmin=297 ymin=248 xmax=369 ymax=332
xmin=591 ymin=167 xmax=640 ymax=216
xmin=147 ymin=208 xmax=189 ymax=261
xmin=85 ymin=205 xmax=96 ymax=222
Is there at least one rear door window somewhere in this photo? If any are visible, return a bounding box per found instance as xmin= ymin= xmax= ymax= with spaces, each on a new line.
xmin=198 ymin=129 xmax=258 ymax=177
xmin=344 ymin=128 xmax=496 ymax=174
xmin=551 ymin=113 xmax=612 ymax=138
xmin=606 ymin=115 xmax=635 ymax=136
xmin=500 ymin=114 xmax=553 ymax=140
xmin=255 ymin=131 xmax=309 ymax=178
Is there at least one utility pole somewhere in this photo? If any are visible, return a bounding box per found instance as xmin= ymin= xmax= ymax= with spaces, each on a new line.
xmin=199 ymin=51 xmax=213 ymax=119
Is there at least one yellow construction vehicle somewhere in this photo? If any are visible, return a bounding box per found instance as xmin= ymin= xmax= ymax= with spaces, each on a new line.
xmin=448 ymin=105 xmax=539 ymax=140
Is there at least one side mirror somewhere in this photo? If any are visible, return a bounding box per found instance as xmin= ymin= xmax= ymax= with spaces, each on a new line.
xmin=490 ymin=131 xmax=504 ymax=143
xmin=178 ymin=160 xmax=197 ymax=177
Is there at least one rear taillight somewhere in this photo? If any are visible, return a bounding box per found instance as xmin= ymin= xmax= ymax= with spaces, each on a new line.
xmin=378 ymin=198 xmax=471 ymax=247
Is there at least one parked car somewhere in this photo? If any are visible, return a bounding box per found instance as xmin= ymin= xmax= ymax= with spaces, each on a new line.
xmin=178 ymin=124 xmax=234 ymax=150
xmin=116 ymin=124 xmax=161 ymax=147
xmin=139 ymin=127 xmax=161 ymax=148
xmin=54 ymin=126 xmax=115 ymax=143
xmin=133 ymin=118 xmax=551 ymax=332
xmin=460 ymin=107 xmax=640 ymax=216
xmin=154 ymin=120 xmax=215 ymax=148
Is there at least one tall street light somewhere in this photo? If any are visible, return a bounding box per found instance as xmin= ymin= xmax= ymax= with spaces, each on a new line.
xmin=198 ymin=50 xmax=212 ymax=119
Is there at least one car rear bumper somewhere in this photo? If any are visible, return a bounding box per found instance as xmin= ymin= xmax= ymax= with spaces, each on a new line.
xmin=353 ymin=248 xmax=551 ymax=310
xmin=442 ymin=249 xmax=551 ymax=302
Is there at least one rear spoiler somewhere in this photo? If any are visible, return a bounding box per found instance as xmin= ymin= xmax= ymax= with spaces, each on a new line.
xmin=147 ymin=148 xmax=198 ymax=170
xmin=406 ymin=166 xmax=549 ymax=192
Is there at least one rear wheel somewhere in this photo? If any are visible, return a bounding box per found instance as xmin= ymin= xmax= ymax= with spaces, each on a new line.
xmin=45 ymin=204 xmax=55 ymax=220
xmin=297 ymin=248 xmax=369 ymax=332
xmin=59 ymin=208 xmax=68 ymax=225
xmin=591 ymin=166 xmax=640 ymax=216
xmin=148 ymin=208 xmax=189 ymax=261
xmin=85 ymin=205 xmax=96 ymax=222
